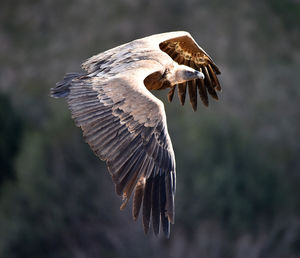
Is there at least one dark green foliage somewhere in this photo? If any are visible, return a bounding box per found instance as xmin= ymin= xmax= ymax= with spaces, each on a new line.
xmin=178 ymin=117 xmax=284 ymax=233
xmin=0 ymin=94 xmax=23 ymax=185
xmin=268 ymin=0 xmax=300 ymax=30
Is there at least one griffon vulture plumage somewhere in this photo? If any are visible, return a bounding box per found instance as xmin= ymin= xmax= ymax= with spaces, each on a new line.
xmin=51 ymin=31 xmax=221 ymax=237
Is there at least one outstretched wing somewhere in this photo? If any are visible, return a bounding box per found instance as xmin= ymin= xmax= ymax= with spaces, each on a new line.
xmin=159 ymin=34 xmax=221 ymax=111
xmin=51 ymin=71 xmax=176 ymax=237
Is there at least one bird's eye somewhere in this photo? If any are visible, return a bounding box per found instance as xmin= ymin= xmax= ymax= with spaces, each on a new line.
xmin=186 ymin=70 xmax=196 ymax=77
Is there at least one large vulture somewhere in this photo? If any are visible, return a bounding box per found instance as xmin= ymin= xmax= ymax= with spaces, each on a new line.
xmin=51 ymin=31 xmax=221 ymax=237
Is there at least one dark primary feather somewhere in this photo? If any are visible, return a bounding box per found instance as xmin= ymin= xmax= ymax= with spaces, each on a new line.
xmin=133 ymin=178 xmax=144 ymax=221
xmin=143 ymin=176 xmax=153 ymax=234
xmin=188 ymin=80 xmax=198 ymax=111
xmin=178 ymin=83 xmax=187 ymax=105
xmin=167 ymin=86 xmax=176 ymax=102
xmin=159 ymin=174 xmax=170 ymax=237
xmin=151 ymin=175 xmax=160 ymax=235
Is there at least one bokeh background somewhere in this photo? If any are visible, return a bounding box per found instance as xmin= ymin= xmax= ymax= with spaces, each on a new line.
xmin=1 ymin=0 xmax=299 ymax=257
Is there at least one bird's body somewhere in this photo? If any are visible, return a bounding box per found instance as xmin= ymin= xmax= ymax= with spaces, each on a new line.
xmin=51 ymin=31 xmax=221 ymax=237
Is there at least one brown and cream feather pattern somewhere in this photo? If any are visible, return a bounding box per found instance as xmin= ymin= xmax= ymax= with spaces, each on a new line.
xmin=51 ymin=31 xmax=221 ymax=237
xmin=159 ymin=35 xmax=221 ymax=110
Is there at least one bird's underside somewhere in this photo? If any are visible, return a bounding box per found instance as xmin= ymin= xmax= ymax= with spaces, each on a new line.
xmin=51 ymin=31 xmax=221 ymax=237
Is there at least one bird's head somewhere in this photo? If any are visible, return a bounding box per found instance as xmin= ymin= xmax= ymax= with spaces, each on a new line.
xmin=166 ymin=65 xmax=204 ymax=85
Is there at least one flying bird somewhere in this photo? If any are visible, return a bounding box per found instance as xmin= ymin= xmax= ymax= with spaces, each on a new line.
xmin=51 ymin=31 xmax=221 ymax=237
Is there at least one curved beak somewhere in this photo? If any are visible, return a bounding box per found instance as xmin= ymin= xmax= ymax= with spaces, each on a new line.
xmin=195 ymin=71 xmax=204 ymax=80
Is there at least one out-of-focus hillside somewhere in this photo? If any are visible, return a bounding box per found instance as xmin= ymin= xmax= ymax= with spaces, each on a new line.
xmin=0 ymin=0 xmax=299 ymax=257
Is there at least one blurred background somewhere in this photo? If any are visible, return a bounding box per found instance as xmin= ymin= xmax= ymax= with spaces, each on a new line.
xmin=0 ymin=0 xmax=299 ymax=257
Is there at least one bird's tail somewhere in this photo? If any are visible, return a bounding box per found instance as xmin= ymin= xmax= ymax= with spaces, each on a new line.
xmin=50 ymin=73 xmax=81 ymax=98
